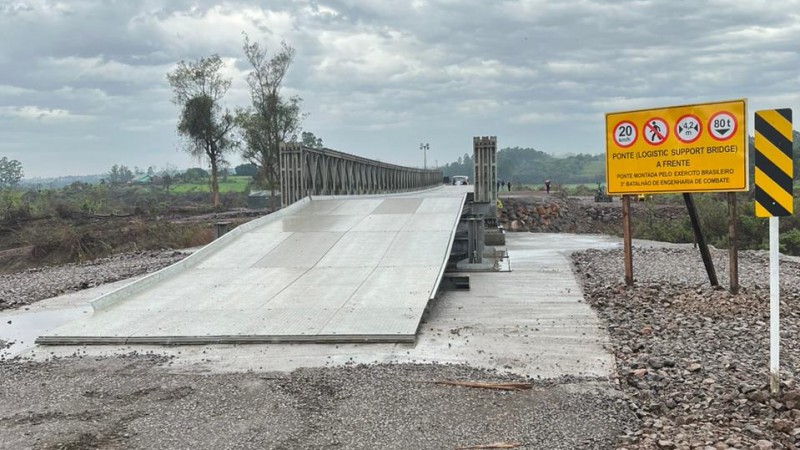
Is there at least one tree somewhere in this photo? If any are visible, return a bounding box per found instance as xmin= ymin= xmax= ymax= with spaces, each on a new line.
xmin=235 ymin=163 xmax=258 ymax=177
xmin=108 ymin=164 xmax=134 ymax=185
xmin=184 ymin=167 xmax=209 ymax=183
xmin=0 ymin=157 xmax=23 ymax=188
xmin=237 ymin=35 xmax=305 ymax=198
xmin=158 ymin=164 xmax=179 ymax=191
xmin=167 ymin=55 xmax=236 ymax=207
xmin=302 ymin=131 xmax=324 ymax=149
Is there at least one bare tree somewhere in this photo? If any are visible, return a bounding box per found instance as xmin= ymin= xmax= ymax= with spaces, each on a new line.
xmin=237 ymin=35 xmax=305 ymax=199
xmin=167 ymin=55 xmax=235 ymax=207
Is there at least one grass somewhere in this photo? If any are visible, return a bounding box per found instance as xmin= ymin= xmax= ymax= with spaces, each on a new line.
xmin=169 ymin=176 xmax=251 ymax=193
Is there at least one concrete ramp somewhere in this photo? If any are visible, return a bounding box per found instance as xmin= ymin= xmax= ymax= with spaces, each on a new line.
xmin=37 ymin=188 xmax=467 ymax=345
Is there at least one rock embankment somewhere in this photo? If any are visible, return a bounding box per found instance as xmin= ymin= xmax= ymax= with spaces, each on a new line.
xmin=0 ymin=250 xmax=187 ymax=311
xmin=497 ymin=194 xmax=685 ymax=234
xmin=573 ymin=246 xmax=800 ymax=449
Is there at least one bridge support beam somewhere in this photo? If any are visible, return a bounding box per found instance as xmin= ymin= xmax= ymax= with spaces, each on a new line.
xmin=473 ymin=136 xmax=497 ymax=205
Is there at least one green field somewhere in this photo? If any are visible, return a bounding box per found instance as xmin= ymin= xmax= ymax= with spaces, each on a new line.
xmin=169 ymin=176 xmax=251 ymax=193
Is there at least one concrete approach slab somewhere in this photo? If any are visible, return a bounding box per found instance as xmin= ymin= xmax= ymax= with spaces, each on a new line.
xmin=35 ymin=187 xmax=468 ymax=345
xmin=7 ymin=232 xmax=620 ymax=379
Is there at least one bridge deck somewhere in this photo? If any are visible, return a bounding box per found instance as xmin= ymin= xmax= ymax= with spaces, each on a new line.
xmin=37 ymin=187 xmax=468 ymax=345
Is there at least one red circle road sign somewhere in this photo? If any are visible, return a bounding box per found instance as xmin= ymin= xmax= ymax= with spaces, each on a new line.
xmin=642 ymin=117 xmax=668 ymax=145
xmin=675 ymin=114 xmax=702 ymax=143
xmin=708 ymin=111 xmax=738 ymax=141
xmin=612 ymin=120 xmax=637 ymax=148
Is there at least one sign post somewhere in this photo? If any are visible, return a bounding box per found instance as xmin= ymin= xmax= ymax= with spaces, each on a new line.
xmin=622 ymin=195 xmax=633 ymax=286
xmin=754 ymin=108 xmax=794 ymax=395
xmin=605 ymin=99 xmax=748 ymax=288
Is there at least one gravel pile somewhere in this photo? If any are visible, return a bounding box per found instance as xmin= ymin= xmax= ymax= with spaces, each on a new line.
xmin=573 ymin=246 xmax=800 ymax=449
xmin=0 ymin=250 xmax=187 ymax=311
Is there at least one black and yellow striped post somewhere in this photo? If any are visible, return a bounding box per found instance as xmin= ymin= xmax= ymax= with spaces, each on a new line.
xmin=754 ymin=109 xmax=793 ymax=217
xmin=755 ymin=108 xmax=793 ymax=396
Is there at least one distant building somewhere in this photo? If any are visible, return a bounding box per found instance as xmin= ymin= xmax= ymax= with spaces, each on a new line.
xmin=132 ymin=174 xmax=152 ymax=184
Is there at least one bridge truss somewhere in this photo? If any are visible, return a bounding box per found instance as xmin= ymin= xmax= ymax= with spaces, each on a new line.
xmin=280 ymin=143 xmax=443 ymax=206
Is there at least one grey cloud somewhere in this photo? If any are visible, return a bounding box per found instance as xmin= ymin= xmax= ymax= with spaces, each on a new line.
xmin=1 ymin=0 xmax=799 ymax=177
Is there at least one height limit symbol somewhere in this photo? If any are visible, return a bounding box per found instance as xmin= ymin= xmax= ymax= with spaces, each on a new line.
xmin=675 ymin=114 xmax=702 ymax=143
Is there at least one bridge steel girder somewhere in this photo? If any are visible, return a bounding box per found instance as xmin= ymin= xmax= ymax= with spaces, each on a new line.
xmin=280 ymin=143 xmax=443 ymax=207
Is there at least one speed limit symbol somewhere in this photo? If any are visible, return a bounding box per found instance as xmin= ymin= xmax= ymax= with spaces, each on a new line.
xmin=613 ymin=120 xmax=637 ymax=147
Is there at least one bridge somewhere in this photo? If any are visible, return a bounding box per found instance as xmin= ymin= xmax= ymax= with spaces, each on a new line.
xmin=36 ymin=140 xmax=481 ymax=345
xmin=31 ymin=137 xmax=611 ymax=379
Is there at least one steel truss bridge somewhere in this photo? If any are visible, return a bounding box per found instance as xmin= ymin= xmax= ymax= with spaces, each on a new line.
xmin=280 ymin=143 xmax=443 ymax=206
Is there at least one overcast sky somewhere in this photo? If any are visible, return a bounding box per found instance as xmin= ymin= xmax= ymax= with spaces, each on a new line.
xmin=1 ymin=0 xmax=799 ymax=178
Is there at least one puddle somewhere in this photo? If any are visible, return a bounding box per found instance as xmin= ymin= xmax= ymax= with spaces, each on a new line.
xmin=0 ymin=307 xmax=90 ymax=359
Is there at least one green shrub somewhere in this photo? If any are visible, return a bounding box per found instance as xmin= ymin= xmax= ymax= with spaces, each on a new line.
xmin=630 ymin=193 xmax=777 ymax=250
xmin=781 ymin=229 xmax=800 ymax=256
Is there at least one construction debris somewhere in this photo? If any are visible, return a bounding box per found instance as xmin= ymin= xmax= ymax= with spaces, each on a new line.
xmin=433 ymin=381 xmax=532 ymax=391
xmin=455 ymin=442 xmax=522 ymax=449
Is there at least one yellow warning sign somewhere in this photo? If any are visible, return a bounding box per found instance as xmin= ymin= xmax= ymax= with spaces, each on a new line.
xmin=605 ymin=99 xmax=748 ymax=195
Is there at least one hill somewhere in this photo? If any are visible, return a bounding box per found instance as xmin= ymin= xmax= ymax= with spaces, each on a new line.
xmin=440 ymin=147 xmax=605 ymax=185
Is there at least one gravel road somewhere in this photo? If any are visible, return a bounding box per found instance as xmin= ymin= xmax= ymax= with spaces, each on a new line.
xmin=0 ymin=357 xmax=635 ymax=449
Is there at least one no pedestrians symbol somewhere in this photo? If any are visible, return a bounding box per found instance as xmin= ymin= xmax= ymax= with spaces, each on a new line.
xmin=675 ymin=114 xmax=702 ymax=143
xmin=708 ymin=111 xmax=737 ymax=141
xmin=643 ymin=118 xmax=668 ymax=145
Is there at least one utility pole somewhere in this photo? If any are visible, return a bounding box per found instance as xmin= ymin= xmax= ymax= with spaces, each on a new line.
xmin=420 ymin=143 xmax=429 ymax=169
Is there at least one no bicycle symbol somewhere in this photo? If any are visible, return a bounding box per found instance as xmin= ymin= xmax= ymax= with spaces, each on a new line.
xmin=613 ymin=120 xmax=637 ymax=147
xmin=643 ymin=118 xmax=668 ymax=145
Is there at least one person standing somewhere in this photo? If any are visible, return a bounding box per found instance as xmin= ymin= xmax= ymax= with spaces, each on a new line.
xmin=545 ymin=179 xmax=551 ymax=194
xmin=507 ymin=181 xmax=511 ymax=192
